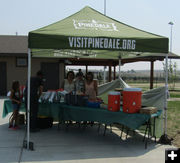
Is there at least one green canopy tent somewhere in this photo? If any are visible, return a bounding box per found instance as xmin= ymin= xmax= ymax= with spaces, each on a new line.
xmin=26 ymin=6 xmax=169 ymax=149
xmin=29 ymin=6 xmax=168 ymax=53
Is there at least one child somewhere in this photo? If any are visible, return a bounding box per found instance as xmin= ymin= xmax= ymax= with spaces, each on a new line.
xmin=9 ymin=81 xmax=21 ymax=129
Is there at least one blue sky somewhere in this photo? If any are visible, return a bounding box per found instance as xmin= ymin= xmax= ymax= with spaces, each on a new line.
xmin=1 ymin=0 xmax=180 ymax=70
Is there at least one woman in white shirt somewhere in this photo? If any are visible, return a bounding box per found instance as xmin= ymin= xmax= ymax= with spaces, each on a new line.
xmin=61 ymin=71 xmax=75 ymax=93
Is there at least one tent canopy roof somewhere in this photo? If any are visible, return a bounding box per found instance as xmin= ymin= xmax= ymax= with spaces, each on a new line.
xmin=29 ymin=6 xmax=168 ymax=53
xmin=33 ymin=50 xmax=180 ymax=66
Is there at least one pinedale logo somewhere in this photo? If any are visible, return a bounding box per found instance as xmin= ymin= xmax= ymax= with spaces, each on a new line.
xmin=73 ymin=19 xmax=118 ymax=31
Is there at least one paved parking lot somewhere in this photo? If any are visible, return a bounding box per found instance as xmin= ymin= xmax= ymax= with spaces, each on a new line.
xmin=0 ymin=98 xmax=174 ymax=163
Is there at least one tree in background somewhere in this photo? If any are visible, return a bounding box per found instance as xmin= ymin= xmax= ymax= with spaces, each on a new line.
xmin=163 ymin=61 xmax=178 ymax=90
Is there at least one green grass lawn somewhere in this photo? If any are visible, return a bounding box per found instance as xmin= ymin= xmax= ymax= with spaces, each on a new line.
xmin=167 ymin=101 xmax=180 ymax=135
xmin=169 ymin=92 xmax=180 ymax=98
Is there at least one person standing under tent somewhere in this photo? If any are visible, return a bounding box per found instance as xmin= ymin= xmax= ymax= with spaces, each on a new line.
xmin=61 ymin=71 xmax=75 ymax=93
xmin=85 ymin=72 xmax=98 ymax=126
xmin=85 ymin=72 xmax=98 ymax=101
xmin=24 ymin=70 xmax=44 ymax=132
xmin=74 ymin=69 xmax=85 ymax=95
xmin=9 ymin=81 xmax=21 ymax=129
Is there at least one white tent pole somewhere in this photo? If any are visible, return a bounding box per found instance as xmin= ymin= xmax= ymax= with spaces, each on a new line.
xmin=27 ymin=48 xmax=31 ymax=150
xmin=164 ymin=53 xmax=168 ymax=135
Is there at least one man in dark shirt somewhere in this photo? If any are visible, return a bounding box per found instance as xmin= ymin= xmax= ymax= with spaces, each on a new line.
xmin=25 ymin=70 xmax=43 ymax=132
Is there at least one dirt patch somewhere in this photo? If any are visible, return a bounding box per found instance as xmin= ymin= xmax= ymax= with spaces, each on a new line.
xmin=168 ymin=98 xmax=180 ymax=101
xmin=170 ymin=131 xmax=180 ymax=147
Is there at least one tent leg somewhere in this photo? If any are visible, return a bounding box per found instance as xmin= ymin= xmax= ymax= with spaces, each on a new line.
xmin=25 ymin=48 xmax=34 ymax=150
xmin=159 ymin=53 xmax=172 ymax=145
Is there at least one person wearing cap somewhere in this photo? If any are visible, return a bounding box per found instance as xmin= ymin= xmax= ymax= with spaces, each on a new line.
xmin=74 ymin=69 xmax=85 ymax=95
xmin=24 ymin=70 xmax=44 ymax=132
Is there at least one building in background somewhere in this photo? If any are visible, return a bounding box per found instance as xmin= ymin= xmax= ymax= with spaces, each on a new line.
xmin=0 ymin=35 xmax=64 ymax=95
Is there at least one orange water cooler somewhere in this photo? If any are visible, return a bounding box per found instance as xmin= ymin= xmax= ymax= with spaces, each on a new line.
xmin=108 ymin=92 xmax=120 ymax=112
xmin=123 ymin=88 xmax=142 ymax=113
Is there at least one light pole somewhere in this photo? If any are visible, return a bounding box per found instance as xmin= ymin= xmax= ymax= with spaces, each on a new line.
xmin=104 ymin=0 xmax=106 ymax=15
xmin=168 ymin=21 xmax=174 ymax=75
xmin=168 ymin=22 xmax=174 ymax=69
xmin=168 ymin=21 xmax=174 ymax=53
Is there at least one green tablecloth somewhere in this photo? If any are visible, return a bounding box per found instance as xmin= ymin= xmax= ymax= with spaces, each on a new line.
xmin=61 ymin=104 xmax=161 ymax=130
xmin=2 ymin=100 xmax=26 ymax=118
xmin=3 ymin=100 xmax=162 ymax=130
xmin=2 ymin=100 xmax=62 ymax=121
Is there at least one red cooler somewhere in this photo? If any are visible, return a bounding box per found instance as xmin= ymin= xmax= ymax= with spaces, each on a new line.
xmin=20 ymin=85 xmax=25 ymax=99
xmin=123 ymin=88 xmax=142 ymax=113
xmin=108 ymin=92 xmax=120 ymax=112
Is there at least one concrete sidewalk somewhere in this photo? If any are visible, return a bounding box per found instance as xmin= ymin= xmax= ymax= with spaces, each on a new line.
xmin=0 ymin=99 xmax=174 ymax=163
